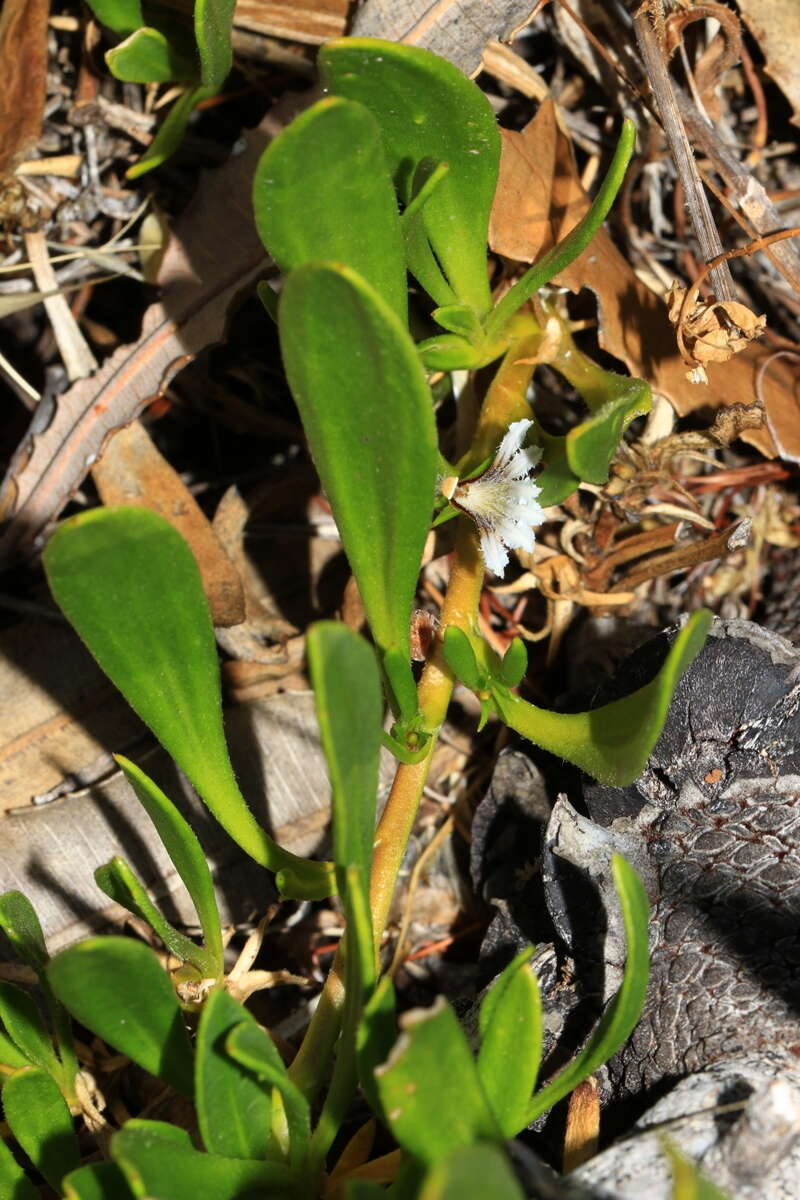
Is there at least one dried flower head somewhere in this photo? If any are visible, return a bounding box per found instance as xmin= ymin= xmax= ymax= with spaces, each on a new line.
xmin=442 ymin=419 xmax=544 ymax=576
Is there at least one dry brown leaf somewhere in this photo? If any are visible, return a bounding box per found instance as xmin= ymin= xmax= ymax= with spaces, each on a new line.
xmin=0 ymin=100 xmax=304 ymax=560
xmin=92 ymin=420 xmax=245 ymax=627
xmin=489 ymin=104 xmax=800 ymax=458
xmin=737 ymin=0 xmax=800 ymax=126
xmin=0 ymin=0 xmax=48 ymax=180
xmin=666 ymin=284 xmax=766 ymax=375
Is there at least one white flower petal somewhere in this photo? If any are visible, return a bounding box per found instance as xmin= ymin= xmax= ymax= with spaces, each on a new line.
xmin=493 ymin=419 xmax=534 ymax=471
xmin=480 ymin=530 xmax=509 ymax=576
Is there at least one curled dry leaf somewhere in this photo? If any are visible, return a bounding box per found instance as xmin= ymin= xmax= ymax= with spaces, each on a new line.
xmin=666 ymin=283 xmax=767 ymax=381
xmin=488 ymin=98 xmax=799 ymax=459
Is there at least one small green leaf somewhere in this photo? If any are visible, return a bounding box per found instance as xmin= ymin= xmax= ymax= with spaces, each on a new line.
xmin=225 ymin=1021 xmax=311 ymax=1172
xmin=47 ymin=938 xmax=194 ymax=1097
xmin=499 ymin=638 xmax=528 ymax=688
xmin=106 ymin=27 xmax=197 ymax=84
xmin=486 ymin=120 xmax=636 ymax=342
xmin=195 ymin=988 xmax=272 ymax=1160
xmin=432 ymin=306 xmax=482 ymax=340
xmin=526 ymin=855 xmax=649 ymax=1123
xmin=320 ymin=39 xmax=500 ymax=315
xmin=279 ymin=264 xmax=437 ymax=674
xmin=419 ymin=1145 xmax=526 ymax=1200
xmin=254 ymin=97 xmax=407 ymax=324
xmin=113 ymin=1126 xmax=290 ymax=1200
xmin=43 ymin=506 xmax=333 ymax=899
xmin=84 ymin=0 xmax=143 ymax=35
xmin=442 ymin=627 xmax=483 ymax=692
xmin=492 ymin=610 xmax=712 ymax=786
xmin=94 ymin=858 xmax=215 ymax=977
xmin=0 ymin=983 xmax=59 ymax=1076
xmin=194 ymin=0 xmax=236 ymax=92
xmin=63 ymin=1161 xmax=136 ymax=1200
xmin=0 ymin=892 xmax=48 ymax=977
xmin=477 ymin=949 xmax=542 ymax=1137
xmin=663 ymin=1140 xmax=731 ymax=1199
xmin=2 ymin=1067 xmax=80 ymax=1191
xmin=375 ymin=997 xmax=500 ymax=1166
xmin=114 ymin=756 xmax=223 ymax=976
xmin=0 ymin=1135 xmax=38 ymax=1200
xmin=126 ymin=86 xmax=207 ymax=180
xmin=0 ymin=1027 xmax=30 ymax=1071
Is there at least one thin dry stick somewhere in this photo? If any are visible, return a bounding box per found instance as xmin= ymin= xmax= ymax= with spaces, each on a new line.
xmin=633 ymin=0 xmax=736 ymax=303
xmin=23 ymin=229 xmax=97 ymax=381
xmin=387 ymin=815 xmax=455 ymax=979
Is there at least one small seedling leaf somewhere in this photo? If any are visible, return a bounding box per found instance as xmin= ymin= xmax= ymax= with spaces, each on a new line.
xmin=477 ymin=949 xmax=542 ymax=1137
xmin=106 ymin=27 xmax=197 ymax=84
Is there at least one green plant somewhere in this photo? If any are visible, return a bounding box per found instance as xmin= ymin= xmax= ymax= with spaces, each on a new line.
xmin=1 ymin=39 xmax=715 ymax=1197
xmin=84 ymin=0 xmax=236 ymax=176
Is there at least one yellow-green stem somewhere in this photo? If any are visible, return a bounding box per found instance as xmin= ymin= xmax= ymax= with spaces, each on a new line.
xmin=288 ymin=323 xmax=543 ymax=1101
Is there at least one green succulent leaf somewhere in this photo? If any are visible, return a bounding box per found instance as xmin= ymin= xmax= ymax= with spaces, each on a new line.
xmin=106 ymin=27 xmax=198 ymax=84
xmin=320 ymin=38 xmax=500 ymax=316
xmin=112 ymin=1126 xmax=290 ymax=1199
xmin=114 ymin=756 xmax=224 ymax=976
xmin=0 ymin=983 xmax=60 ymax=1077
xmin=0 ymin=1027 xmax=30 ymax=1071
xmin=499 ymin=638 xmax=528 ymax=688
xmin=194 ymin=0 xmax=236 ymax=92
xmin=253 ymin=97 xmax=407 ymax=324
xmin=43 ymin=506 xmax=333 ymax=899
xmin=419 ymin=1144 xmax=526 ymax=1200
xmin=279 ymin=263 xmax=437 ymax=696
xmin=63 ymin=1161 xmax=136 ymax=1200
xmin=195 ymin=988 xmax=274 ymax=1160
xmin=442 ymin=627 xmax=484 ymax=692
xmin=0 ymin=892 xmax=48 ymax=977
xmin=0 ymin=1135 xmax=38 ymax=1200
xmin=84 ymin=0 xmax=143 ymax=35
xmin=486 ymin=119 xmax=637 ymax=342
xmin=2 ymin=1067 xmax=80 ymax=1191
xmin=47 ymin=938 xmax=194 ymax=1097
xmin=126 ymin=85 xmax=208 ymax=180
xmin=375 ymin=996 xmax=500 ymax=1166
xmin=94 ymin=857 xmax=215 ymax=977
xmin=526 ymin=855 xmax=649 ymax=1123
xmin=477 ymin=948 xmax=542 ymax=1137
xmin=492 ymin=610 xmax=712 ymax=786
xmin=559 ymin=372 xmax=651 ymax=487
xmin=225 ymin=1021 xmax=311 ymax=1172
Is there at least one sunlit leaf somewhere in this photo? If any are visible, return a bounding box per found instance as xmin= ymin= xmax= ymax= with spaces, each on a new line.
xmin=477 ymin=948 xmax=542 ymax=1137
xmin=48 ymin=938 xmax=194 ymax=1097
xmin=106 ymin=27 xmax=197 ymax=83
xmin=195 ymin=988 xmax=272 ymax=1160
xmin=419 ymin=1144 xmax=525 ymax=1200
xmin=113 ymin=1126 xmax=290 ymax=1200
xmin=44 ymin=507 xmax=333 ymax=899
xmin=492 ymin=610 xmax=712 ymax=786
xmin=2 ymin=1067 xmax=80 ymax=1191
xmin=321 ymin=39 xmax=500 ymax=316
xmin=0 ymin=983 xmax=60 ymax=1077
xmin=225 ymin=1021 xmax=311 ymax=1172
xmin=279 ymin=264 xmax=437 ymax=700
xmin=0 ymin=892 xmax=48 ymax=977
xmin=526 ymin=855 xmax=649 ymax=1122
xmin=254 ymin=98 xmax=407 ymax=324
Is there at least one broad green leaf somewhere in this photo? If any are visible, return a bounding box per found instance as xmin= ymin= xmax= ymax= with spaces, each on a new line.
xmin=486 ymin=120 xmax=637 ymax=342
xmin=127 ymin=86 xmax=207 ymax=180
xmin=526 ymin=855 xmax=649 ymax=1123
xmin=195 ymin=988 xmax=272 ymax=1160
xmin=254 ymin=98 xmax=407 ymax=324
xmin=477 ymin=949 xmax=542 ymax=1137
xmin=195 ymin=0 xmax=236 ymax=92
xmin=115 ymin=755 xmax=223 ymax=975
xmin=664 ymin=1141 xmax=730 ymax=1199
xmin=113 ymin=1127 xmax=290 ymax=1200
xmin=2 ymin=1067 xmax=80 ymax=1190
xmin=279 ymin=263 xmax=437 ymax=684
xmin=533 ymin=432 xmax=581 ymax=508
xmin=63 ymin=1161 xmax=136 ymax=1200
xmin=47 ymin=938 xmax=194 ymax=1097
xmin=94 ymin=857 xmax=215 ymax=977
xmin=106 ymin=27 xmax=197 ymax=84
xmin=307 ymin=622 xmax=382 ymax=983
xmin=0 ymin=983 xmax=59 ymax=1076
xmin=492 ymin=610 xmax=712 ymax=786
xmin=0 ymin=892 xmax=48 ymax=976
xmin=321 ymin=39 xmax=500 ymax=315
xmin=0 ymin=1136 xmax=38 ymax=1200
xmin=84 ymin=0 xmax=143 ymax=35
xmin=226 ymin=1021 xmax=311 ymax=1172
xmin=43 ymin=507 xmax=333 ymax=899
xmin=419 ymin=1145 xmax=525 ymax=1200
xmin=375 ymin=996 xmax=500 ymax=1166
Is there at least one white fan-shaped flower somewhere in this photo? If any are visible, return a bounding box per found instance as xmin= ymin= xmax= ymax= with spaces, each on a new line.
xmin=441 ymin=419 xmax=544 ymax=577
